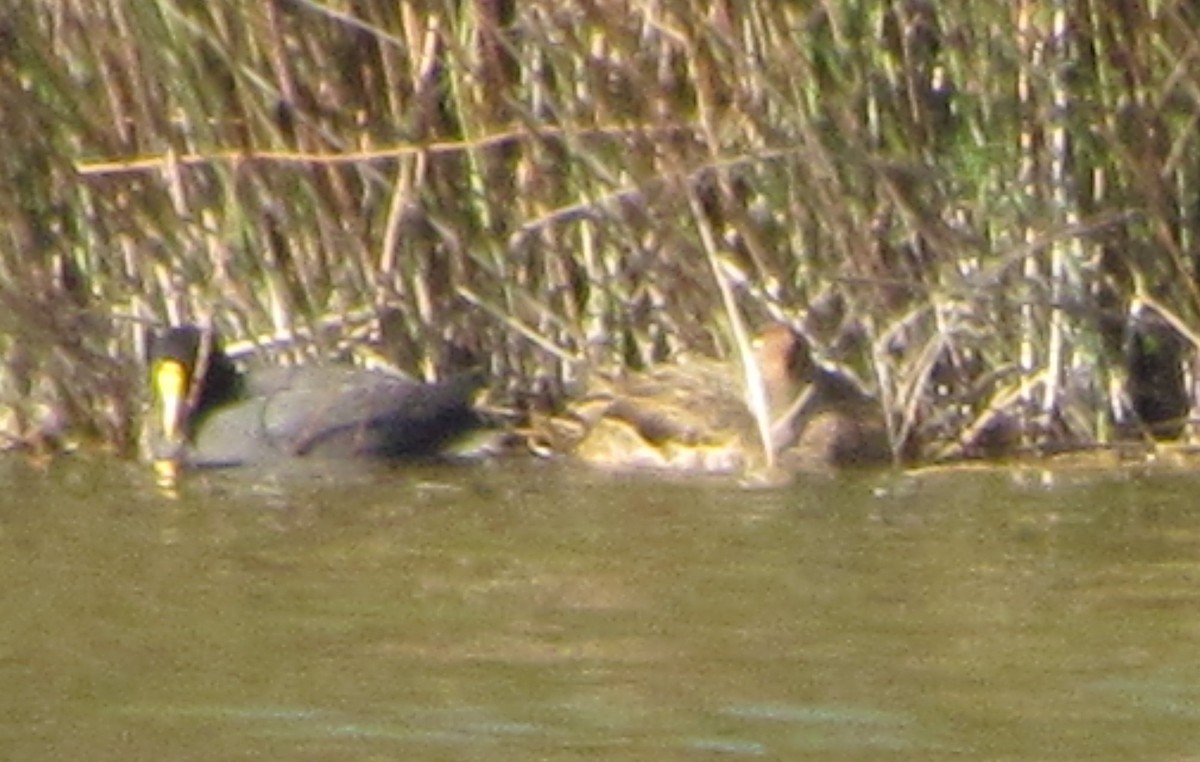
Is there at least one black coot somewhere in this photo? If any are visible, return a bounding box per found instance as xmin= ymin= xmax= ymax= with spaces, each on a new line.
xmin=148 ymin=326 xmax=485 ymax=467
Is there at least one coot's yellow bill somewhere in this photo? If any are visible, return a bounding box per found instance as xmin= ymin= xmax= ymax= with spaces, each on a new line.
xmin=153 ymin=358 xmax=188 ymax=443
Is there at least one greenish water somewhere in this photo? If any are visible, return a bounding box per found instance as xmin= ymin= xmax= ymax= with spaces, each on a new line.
xmin=2 ymin=456 xmax=1200 ymax=760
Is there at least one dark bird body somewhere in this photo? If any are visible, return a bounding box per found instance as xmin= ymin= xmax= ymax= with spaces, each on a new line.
xmin=148 ymin=326 xmax=484 ymax=468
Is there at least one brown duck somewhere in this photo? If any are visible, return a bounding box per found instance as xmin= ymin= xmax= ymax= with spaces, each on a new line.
xmin=564 ymin=324 xmax=891 ymax=476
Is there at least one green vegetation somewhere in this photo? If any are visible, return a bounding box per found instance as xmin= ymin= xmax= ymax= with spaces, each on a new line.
xmin=2 ymin=0 xmax=1198 ymax=461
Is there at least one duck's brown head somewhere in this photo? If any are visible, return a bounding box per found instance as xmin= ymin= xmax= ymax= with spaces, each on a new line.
xmin=754 ymin=324 xmax=815 ymax=414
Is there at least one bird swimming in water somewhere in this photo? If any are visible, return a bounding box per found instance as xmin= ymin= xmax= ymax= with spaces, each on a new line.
xmin=147 ymin=325 xmax=486 ymax=468
xmin=562 ymin=323 xmax=891 ymax=477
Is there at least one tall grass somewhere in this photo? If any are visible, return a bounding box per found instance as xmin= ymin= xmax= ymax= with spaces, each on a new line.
xmin=2 ymin=0 xmax=1199 ymax=460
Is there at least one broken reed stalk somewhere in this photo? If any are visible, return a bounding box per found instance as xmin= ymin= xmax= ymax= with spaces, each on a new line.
xmin=687 ymin=184 xmax=776 ymax=469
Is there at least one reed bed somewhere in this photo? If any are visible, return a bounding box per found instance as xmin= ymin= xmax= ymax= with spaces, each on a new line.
xmin=2 ymin=0 xmax=1199 ymax=462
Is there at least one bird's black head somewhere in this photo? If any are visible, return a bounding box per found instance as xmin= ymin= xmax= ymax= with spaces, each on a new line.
xmin=148 ymin=325 xmax=242 ymax=444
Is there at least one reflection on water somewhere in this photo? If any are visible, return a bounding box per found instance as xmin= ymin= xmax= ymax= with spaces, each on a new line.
xmin=2 ymin=456 xmax=1200 ymax=760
